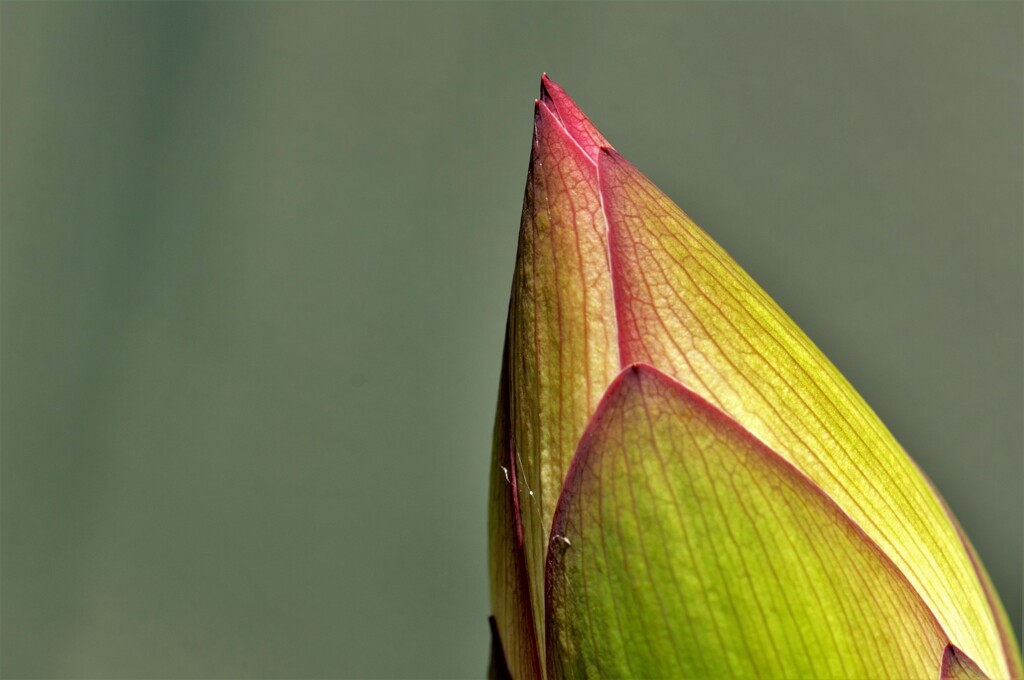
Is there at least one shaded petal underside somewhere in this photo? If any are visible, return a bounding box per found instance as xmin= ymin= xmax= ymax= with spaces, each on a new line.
xmin=942 ymin=645 xmax=991 ymax=680
xmin=545 ymin=365 xmax=949 ymax=680
xmin=488 ymin=347 xmax=542 ymax=679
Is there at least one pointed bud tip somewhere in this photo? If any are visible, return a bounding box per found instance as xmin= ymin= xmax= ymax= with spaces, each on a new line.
xmin=533 ymin=98 xmax=559 ymax=130
xmin=538 ymin=73 xmax=564 ymax=109
xmin=534 ymin=98 xmax=556 ymax=125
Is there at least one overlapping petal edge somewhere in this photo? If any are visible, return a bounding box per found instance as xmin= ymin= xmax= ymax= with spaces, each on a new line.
xmin=488 ymin=75 xmax=1022 ymax=680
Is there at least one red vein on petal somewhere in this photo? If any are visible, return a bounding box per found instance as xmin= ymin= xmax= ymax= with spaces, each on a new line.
xmin=633 ymin=382 xmax=706 ymax=674
xmin=539 ymin=119 xmax=569 ymax=496
xmin=619 ymin=385 xmax=683 ymax=669
xmin=604 ymin=404 xmax=644 ymax=676
xmin=676 ymin=392 xmax=782 ymax=670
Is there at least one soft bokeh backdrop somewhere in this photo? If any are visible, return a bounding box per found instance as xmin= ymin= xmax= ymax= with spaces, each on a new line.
xmin=3 ymin=3 xmax=1020 ymax=678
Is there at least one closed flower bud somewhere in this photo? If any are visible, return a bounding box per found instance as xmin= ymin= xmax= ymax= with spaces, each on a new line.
xmin=488 ymin=75 xmax=1021 ymax=680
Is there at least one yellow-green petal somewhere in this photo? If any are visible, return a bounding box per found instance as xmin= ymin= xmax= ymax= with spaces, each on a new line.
xmin=598 ymin=147 xmax=1008 ymax=678
xmin=546 ymin=364 xmax=950 ymax=679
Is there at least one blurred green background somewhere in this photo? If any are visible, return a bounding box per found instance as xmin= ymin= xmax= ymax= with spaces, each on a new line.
xmin=2 ymin=2 xmax=1020 ymax=678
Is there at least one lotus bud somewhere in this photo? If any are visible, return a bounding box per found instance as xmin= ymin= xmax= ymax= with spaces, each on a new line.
xmin=488 ymin=75 xmax=1021 ymax=680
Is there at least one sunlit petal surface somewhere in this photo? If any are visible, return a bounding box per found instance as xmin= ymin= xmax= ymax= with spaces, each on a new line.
xmin=546 ymin=365 xmax=948 ymax=679
xmin=599 ymin=147 xmax=1006 ymax=677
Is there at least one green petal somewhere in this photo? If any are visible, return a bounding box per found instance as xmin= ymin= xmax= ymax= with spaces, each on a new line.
xmin=545 ymin=364 xmax=949 ymax=679
xmin=598 ymin=147 xmax=1008 ymax=677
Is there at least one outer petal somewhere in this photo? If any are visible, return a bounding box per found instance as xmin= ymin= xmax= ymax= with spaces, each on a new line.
xmin=545 ymin=364 xmax=950 ymax=680
xmin=488 ymin=346 xmax=541 ymax=678
xmin=490 ymin=94 xmax=619 ymax=677
xmin=598 ymin=147 xmax=1008 ymax=677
